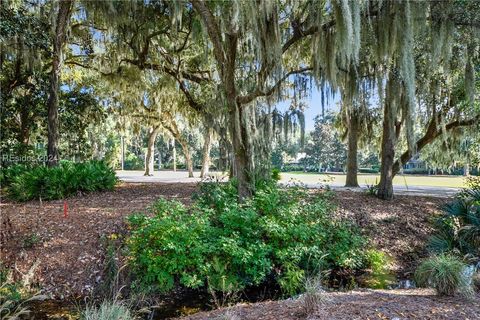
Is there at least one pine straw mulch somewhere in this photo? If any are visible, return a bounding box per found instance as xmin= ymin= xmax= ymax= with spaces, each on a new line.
xmin=1 ymin=184 xmax=448 ymax=299
xmin=0 ymin=182 xmax=197 ymax=298
xmin=333 ymin=191 xmax=447 ymax=278
xmin=181 ymin=289 xmax=480 ymax=320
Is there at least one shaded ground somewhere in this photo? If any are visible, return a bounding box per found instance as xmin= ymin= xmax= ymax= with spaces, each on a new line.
xmin=333 ymin=191 xmax=446 ymax=278
xmin=182 ymin=289 xmax=480 ymax=320
xmin=0 ymin=183 xmax=196 ymax=298
xmin=1 ymin=183 xmax=447 ymax=299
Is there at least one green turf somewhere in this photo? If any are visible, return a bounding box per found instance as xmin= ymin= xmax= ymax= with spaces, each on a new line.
xmin=281 ymin=172 xmax=466 ymax=188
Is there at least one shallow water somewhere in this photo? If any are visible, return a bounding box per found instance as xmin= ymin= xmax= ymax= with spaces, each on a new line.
xmin=26 ymin=277 xmax=416 ymax=319
xmin=26 ymin=283 xmax=282 ymax=319
xmin=28 ymin=300 xmax=79 ymax=320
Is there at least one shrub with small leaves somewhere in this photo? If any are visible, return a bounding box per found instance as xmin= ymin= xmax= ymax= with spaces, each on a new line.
xmin=362 ymin=249 xmax=396 ymax=289
xmin=127 ymin=181 xmax=367 ymax=296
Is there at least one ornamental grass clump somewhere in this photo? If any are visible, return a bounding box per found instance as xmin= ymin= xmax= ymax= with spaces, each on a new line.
xmin=415 ymin=254 xmax=473 ymax=297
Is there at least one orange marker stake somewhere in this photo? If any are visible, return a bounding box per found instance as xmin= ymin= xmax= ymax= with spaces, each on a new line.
xmin=63 ymin=201 xmax=68 ymax=218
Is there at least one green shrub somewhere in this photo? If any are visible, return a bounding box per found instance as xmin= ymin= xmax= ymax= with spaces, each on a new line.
xmin=402 ymin=168 xmax=429 ymax=175
xmin=428 ymin=188 xmax=480 ymax=260
xmin=0 ymin=266 xmax=31 ymax=320
xmin=415 ymin=254 xmax=472 ymax=296
xmin=281 ymin=164 xmax=304 ymax=172
xmin=0 ymin=164 xmax=31 ymax=187
xmin=127 ymin=181 xmax=366 ymax=295
xmin=271 ymin=168 xmax=281 ymax=181
xmin=465 ymin=176 xmax=480 ymax=191
xmin=362 ymin=249 xmax=395 ymax=289
xmin=6 ymin=160 xmax=117 ymax=201
xmin=365 ymin=179 xmax=378 ymax=196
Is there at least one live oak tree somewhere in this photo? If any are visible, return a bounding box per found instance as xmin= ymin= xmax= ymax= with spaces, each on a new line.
xmin=347 ymin=0 xmax=480 ymax=199
xmin=46 ymin=0 xmax=75 ymax=166
xmin=0 ymin=3 xmax=50 ymax=157
xmin=303 ymin=113 xmax=346 ymax=172
xmin=338 ymin=81 xmax=377 ymax=187
xmin=7 ymin=0 xmax=478 ymax=202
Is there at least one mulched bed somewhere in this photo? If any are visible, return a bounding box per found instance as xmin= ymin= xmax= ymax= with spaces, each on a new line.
xmin=333 ymin=191 xmax=447 ymax=277
xmin=182 ymin=289 xmax=480 ymax=320
xmin=0 ymin=184 xmax=450 ymax=302
xmin=0 ymin=182 xmax=197 ymax=298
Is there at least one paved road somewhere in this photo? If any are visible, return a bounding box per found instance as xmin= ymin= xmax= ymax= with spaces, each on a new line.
xmin=116 ymin=170 xmax=459 ymax=198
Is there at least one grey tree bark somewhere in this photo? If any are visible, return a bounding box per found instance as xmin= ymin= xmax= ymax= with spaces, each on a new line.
xmin=200 ymin=128 xmax=213 ymax=178
xmin=171 ymin=138 xmax=177 ymax=172
xmin=345 ymin=112 xmax=359 ymax=187
xmin=177 ymin=136 xmax=194 ymax=178
xmin=377 ymin=77 xmax=397 ymax=200
xmin=47 ymin=0 xmax=74 ymax=167
xmin=144 ymin=125 xmax=160 ymax=176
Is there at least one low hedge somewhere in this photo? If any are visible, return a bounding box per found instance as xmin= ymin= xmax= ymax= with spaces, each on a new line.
xmin=3 ymin=160 xmax=117 ymax=201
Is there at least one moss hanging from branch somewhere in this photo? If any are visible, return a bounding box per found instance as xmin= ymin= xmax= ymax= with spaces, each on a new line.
xmin=465 ymin=46 xmax=476 ymax=108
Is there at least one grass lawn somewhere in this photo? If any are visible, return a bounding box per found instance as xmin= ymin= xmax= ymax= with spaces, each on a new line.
xmin=281 ymin=172 xmax=467 ymax=188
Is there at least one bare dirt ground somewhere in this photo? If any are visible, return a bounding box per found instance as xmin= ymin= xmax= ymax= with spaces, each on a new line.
xmin=182 ymin=289 xmax=480 ymax=320
xmin=2 ymin=183 xmax=475 ymax=319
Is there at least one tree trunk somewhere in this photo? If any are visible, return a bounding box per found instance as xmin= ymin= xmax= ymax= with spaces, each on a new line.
xmin=218 ymin=131 xmax=230 ymax=173
xmin=46 ymin=0 xmax=74 ymax=167
xmin=464 ymin=162 xmax=470 ymax=176
xmin=377 ymin=96 xmax=396 ymax=200
xmin=200 ymin=128 xmax=212 ymax=178
xmin=218 ymin=142 xmax=227 ymax=172
xmin=345 ymin=113 xmax=359 ymax=187
xmin=19 ymin=107 xmax=30 ymax=147
xmin=177 ymin=137 xmax=194 ymax=178
xmin=229 ymin=102 xmax=254 ymax=200
xmin=144 ymin=126 xmax=160 ymax=176
xmin=391 ymin=116 xmax=479 ymax=177
xmin=171 ymin=138 xmax=177 ymax=171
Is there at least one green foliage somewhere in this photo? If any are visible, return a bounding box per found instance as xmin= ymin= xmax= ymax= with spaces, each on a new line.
xmin=127 ymin=182 xmax=366 ymax=296
xmin=81 ymin=301 xmax=134 ymax=320
xmin=358 ymin=168 xmax=379 ymax=174
xmin=302 ymin=113 xmax=347 ymax=172
xmin=123 ymin=153 xmax=144 ymax=171
xmin=0 ymin=266 xmax=31 ymax=320
xmin=271 ymin=168 xmax=281 ymax=181
xmin=465 ymin=176 xmax=480 ymax=191
xmin=0 ymin=164 xmax=30 ymax=187
xmin=365 ymin=179 xmax=379 ymax=196
xmin=22 ymin=233 xmax=40 ymax=249
xmin=281 ymin=164 xmax=305 ymax=172
xmin=5 ymin=160 xmax=117 ymax=201
xmin=362 ymin=249 xmax=395 ymax=289
xmin=415 ymin=254 xmax=472 ymax=296
xmin=428 ymin=187 xmax=480 ymax=260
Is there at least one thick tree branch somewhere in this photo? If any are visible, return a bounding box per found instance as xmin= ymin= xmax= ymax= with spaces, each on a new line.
xmin=393 ymin=115 xmax=480 ymax=176
xmin=237 ymin=67 xmax=313 ymax=105
xmin=190 ymin=0 xmax=226 ymax=73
